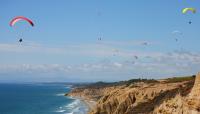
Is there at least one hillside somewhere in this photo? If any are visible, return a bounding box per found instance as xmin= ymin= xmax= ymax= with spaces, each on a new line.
xmin=66 ymin=74 xmax=200 ymax=114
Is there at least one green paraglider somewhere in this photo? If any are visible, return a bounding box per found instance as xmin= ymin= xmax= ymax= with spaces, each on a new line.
xmin=182 ymin=8 xmax=196 ymax=24
xmin=182 ymin=8 xmax=196 ymax=14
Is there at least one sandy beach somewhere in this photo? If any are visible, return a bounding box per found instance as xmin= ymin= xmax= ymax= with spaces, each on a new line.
xmin=68 ymin=96 xmax=97 ymax=113
xmin=83 ymin=99 xmax=96 ymax=111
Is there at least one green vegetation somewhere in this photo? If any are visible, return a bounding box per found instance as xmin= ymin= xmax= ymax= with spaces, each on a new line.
xmin=117 ymin=78 xmax=158 ymax=86
xmin=165 ymin=75 xmax=195 ymax=83
xmin=72 ymin=75 xmax=196 ymax=89
xmin=80 ymin=78 xmax=158 ymax=89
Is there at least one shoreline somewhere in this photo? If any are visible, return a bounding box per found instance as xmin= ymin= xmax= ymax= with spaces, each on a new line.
xmin=83 ymin=99 xmax=96 ymax=112
xmin=67 ymin=96 xmax=96 ymax=114
xmin=65 ymin=85 xmax=97 ymax=113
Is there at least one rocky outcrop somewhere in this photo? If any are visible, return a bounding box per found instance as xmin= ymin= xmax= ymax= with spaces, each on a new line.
xmin=67 ymin=86 xmax=118 ymax=101
xmin=185 ymin=72 xmax=200 ymax=112
xmin=90 ymin=81 xmax=193 ymax=114
xmin=189 ymin=72 xmax=200 ymax=98
xmin=66 ymin=74 xmax=200 ymax=114
xmin=154 ymin=73 xmax=200 ymax=114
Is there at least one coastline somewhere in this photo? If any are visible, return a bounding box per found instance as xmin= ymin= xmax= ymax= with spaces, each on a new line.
xmin=83 ymin=99 xmax=96 ymax=112
xmin=67 ymin=96 xmax=96 ymax=114
xmin=65 ymin=75 xmax=198 ymax=114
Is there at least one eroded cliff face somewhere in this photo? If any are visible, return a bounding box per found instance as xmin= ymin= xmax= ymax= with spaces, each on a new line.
xmin=66 ymin=74 xmax=200 ymax=114
xmin=154 ymin=73 xmax=200 ymax=114
xmin=89 ymin=81 xmax=194 ymax=114
xmin=67 ymin=86 xmax=117 ymax=101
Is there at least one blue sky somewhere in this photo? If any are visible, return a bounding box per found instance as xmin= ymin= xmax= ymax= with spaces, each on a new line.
xmin=0 ymin=0 xmax=200 ymax=82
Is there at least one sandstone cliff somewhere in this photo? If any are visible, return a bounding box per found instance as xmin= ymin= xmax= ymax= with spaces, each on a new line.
xmin=66 ymin=74 xmax=200 ymax=114
xmin=154 ymin=73 xmax=200 ymax=114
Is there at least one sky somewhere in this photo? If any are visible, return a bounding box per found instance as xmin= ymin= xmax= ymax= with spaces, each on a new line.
xmin=0 ymin=0 xmax=200 ymax=82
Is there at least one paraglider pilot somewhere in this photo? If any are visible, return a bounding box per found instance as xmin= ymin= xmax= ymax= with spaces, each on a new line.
xmin=10 ymin=16 xmax=34 ymax=43
xmin=19 ymin=38 xmax=23 ymax=43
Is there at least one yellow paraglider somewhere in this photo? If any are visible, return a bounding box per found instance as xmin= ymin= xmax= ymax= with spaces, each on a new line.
xmin=182 ymin=8 xmax=196 ymax=14
xmin=182 ymin=8 xmax=196 ymax=24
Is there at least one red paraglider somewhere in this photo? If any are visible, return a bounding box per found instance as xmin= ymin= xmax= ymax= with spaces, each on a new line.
xmin=10 ymin=16 xmax=34 ymax=43
xmin=10 ymin=16 xmax=34 ymax=27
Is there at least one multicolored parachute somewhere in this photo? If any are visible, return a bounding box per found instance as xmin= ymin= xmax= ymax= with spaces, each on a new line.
xmin=182 ymin=8 xmax=196 ymax=14
xmin=10 ymin=16 xmax=34 ymax=27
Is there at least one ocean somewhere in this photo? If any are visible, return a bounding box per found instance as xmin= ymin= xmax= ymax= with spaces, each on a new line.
xmin=0 ymin=83 xmax=88 ymax=114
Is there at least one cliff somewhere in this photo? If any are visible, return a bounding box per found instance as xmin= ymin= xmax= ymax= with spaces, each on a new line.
xmin=154 ymin=73 xmax=200 ymax=114
xmin=66 ymin=74 xmax=200 ymax=114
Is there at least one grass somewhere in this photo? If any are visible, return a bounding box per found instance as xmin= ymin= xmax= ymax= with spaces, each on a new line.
xmin=80 ymin=78 xmax=159 ymax=89
xmin=73 ymin=75 xmax=196 ymax=89
xmin=165 ymin=75 xmax=195 ymax=83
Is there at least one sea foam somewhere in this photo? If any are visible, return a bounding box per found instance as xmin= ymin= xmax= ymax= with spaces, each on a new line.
xmin=55 ymin=109 xmax=66 ymax=113
xmin=56 ymin=93 xmax=65 ymax=96
xmin=63 ymin=98 xmax=88 ymax=114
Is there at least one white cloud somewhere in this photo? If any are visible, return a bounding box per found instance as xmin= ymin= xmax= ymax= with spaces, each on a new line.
xmin=0 ymin=50 xmax=199 ymax=80
xmin=0 ymin=40 xmax=200 ymax=81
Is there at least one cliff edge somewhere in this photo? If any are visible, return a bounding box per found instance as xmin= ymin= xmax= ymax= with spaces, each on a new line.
xmin=66 ymin=74 xmax=199 ymax=114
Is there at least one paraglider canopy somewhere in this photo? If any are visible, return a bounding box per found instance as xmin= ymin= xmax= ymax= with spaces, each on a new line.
xmin=182 ymin=8 xmax=196 ymax=14
xmin=172 ymin=30 xmax=182 ymax=35
xmin=172 ymin=30 xmax=182 ymax=41
xmin=182 ymin=8 xmax=196 ymax=24
xmin=10 ymin=16 xmax=34 ymax=27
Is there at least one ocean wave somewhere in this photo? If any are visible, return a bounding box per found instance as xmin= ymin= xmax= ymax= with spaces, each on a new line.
xmin=67 ymin=96 xmax=76 ymax=99
xmin=65 ymin=85 xmax=73 ymax=88
xmin=56 ymin=93 xmax=65 ymax=96
xmin=65 ymin=99 xmax=80 ymax=109
xmin=55 ymin=109 xmax=66 ymax=113
xmin=64 ymin=99 xmax=88 ymax=114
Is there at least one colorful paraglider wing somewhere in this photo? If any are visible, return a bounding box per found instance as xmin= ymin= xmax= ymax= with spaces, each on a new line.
xmin=182 ymin=8 xmax=196 ymax=14
xmin=10 ymin=16 xmax=34 ymax=27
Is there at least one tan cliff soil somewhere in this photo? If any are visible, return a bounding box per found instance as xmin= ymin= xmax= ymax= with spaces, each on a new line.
xmin=66 ymin=73 xmax=200 ymax=114
xmin=154 ymin=73 xmax=200 ymax=114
